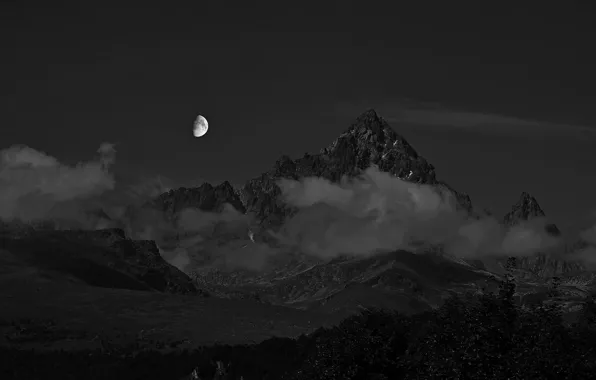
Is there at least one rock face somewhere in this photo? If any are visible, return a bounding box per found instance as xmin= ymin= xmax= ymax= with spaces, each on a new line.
xmin=1 ymin=227 xmax=204 ymax=296
xmin=504 ymin=192 xmax=547 ymax=225
xmin=239 ymin=109 xmax=472 ymax=229
xmin=503 ymin=192 xmax=560 ymax=236
xmin=142 ymin=181 xmax=246 ymax=221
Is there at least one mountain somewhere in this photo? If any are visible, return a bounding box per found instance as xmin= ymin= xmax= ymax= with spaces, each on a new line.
xmin=187 ymin=111 xmax=596 ymax=314
xmin=0 ymin=226 xmax=202 ymax=295
xmin=120 ymin=180 xmax=248 ymax=248
xmin=128 ymin=110 xmax=593 ymax=314
xmin=190 ymin=248 xmax=504 ymax=317
xmin=131 ymin=109 xmax=492 ymax=314
xmin=504 ymin=191 xmax=561 ymax=236
xmin=3 ymin=109 xmax=596 ymax=354
xmin=240 ymin=109 xmax=472 ymax=229
xmin=143 ymin=181 xmax=246 ymax=220
xmin=503 ymin=192 xmax=545 ymax=225
xmin=499 ymin=192 xmax=586 ymax=277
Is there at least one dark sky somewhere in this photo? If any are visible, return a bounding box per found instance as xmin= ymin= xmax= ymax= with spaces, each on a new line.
xmin=4 ymin=1 xmax=596 ymax=235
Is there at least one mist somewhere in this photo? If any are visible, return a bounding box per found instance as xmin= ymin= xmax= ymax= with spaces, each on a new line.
xmin=566 ymin=223 xmax=596 ymax=269
xmin=273 ymin=166 xmax=563 ymax=260
xmin=0 ymin=143 xmax=116 ymax=224
xmin=125 ymin=203 xmax=259 ymax=273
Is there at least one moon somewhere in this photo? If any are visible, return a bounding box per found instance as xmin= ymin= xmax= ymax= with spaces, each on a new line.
xmin=193 ymin=115 xmax=209 ymax=138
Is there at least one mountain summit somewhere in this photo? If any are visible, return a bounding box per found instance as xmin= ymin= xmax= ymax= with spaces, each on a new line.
xmin=320 ymin=109 xmax=437 ymax=182
xmin=240 ymin=109 xmax=472 ymax=228
xmin=503 ymin=192 xmax=546 ymax=225
xmin=504 ymin=192 xmax=560 ymax=236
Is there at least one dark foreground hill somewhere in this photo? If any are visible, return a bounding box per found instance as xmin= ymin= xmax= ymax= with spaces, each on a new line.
xmin=0 ymin=223 xmax=342 ymax=352
xmin=3 ymin=262 xmax=596 ymax=379
xmin=0 ymin=226 xmax=200 ymax=295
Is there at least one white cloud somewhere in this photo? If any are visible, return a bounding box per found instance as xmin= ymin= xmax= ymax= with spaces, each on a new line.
xmin=273 ymin=166 xmax=562 ymax=260
xmin=580 ymin=224 xmax=596 ymax=245
xmin=0 ymin=143 xmax=116 ymax=222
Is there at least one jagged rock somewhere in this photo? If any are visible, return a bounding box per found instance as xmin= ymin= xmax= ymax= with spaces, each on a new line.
xmin=240 ymin=109 xmax=473 ymax=228
xmin=144 ymin=181 xmax=246 ymax=220
xmin=504 ymin=192 xmax=546 ymax=225
xmin=512 ymin=254 xmax=586 ymax=278
xmin=503 ymin=191 xmax=561 ymax=236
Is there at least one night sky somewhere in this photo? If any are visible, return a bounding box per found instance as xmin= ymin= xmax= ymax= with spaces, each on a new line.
xmin=4 ymin=1 xmax=596 ymax=235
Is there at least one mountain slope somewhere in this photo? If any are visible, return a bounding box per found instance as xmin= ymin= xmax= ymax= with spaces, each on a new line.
xmin=0 ymin=227 xmax=202 ymax=295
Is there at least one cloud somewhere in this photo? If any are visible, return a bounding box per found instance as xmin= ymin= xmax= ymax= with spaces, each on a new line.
xmin=272 ymin=166 xmax=562 ymax=260
xmin=565 ymin=223 xmax=596 ymax=269
xmin=335 ymin=99 xmax=596 ymax=140
xmin=0 ymin=143 xmax=116 ymax=222
xmin=0 ymin=143 xmax=275 ymax=273
xmin=125 ymin=175 xmax=175 ymax=201
xmin=0 ymin=143 xmax=576 ymax=274
xmin=176 ymin=203 xmax=247 ymax=233
xmin=580 ymin=224 xmax=596 ymax=245
xmin=122 ymin=202 xmax=263 ymax=272
xmin=499 ymin=218 xmax=560 ymax=255
xmin=390 ymin=108 xmax=596 ymax=140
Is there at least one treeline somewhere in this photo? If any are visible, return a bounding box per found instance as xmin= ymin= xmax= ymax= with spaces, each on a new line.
xmin=2 ymin=258 xmax=596 ymax=379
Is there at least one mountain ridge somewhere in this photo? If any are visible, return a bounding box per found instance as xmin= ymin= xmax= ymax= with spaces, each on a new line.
xmin=140 ymin=109 xmax=472 ymax=229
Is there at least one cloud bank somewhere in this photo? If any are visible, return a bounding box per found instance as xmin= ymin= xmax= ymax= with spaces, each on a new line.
xmin=580 ymin=224 xmax=596 ymax=246
xmin=568 ymin=223 xmax=596 ymax=269
xmin=0 ymin=143 xmax=116 ymax=223
xmin=125 ymin=202 xmax=260 ymax=273
xmin=273 ymin=166 xmax=561 ymax=260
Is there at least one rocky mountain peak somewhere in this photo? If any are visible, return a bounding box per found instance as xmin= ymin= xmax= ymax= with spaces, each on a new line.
xmin=504 ymin=192 xmax=546 ymax=226
xmin=240 ymin=109 xmax=473 ymax=228
xmin=319 ymin=109 xmax=433 ymax=183
xmin=504 ymin=192 xmax=560 ymax=236
xmin=347 ymin=108 xmax=387 ymax=137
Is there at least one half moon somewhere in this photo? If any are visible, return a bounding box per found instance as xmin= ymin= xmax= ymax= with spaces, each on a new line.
xmin=193 ymin=115 xmax=209 ymax=138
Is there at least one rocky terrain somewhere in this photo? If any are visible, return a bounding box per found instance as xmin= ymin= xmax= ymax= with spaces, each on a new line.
xmin=144 ymin=181 xmax=246 ymax=220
